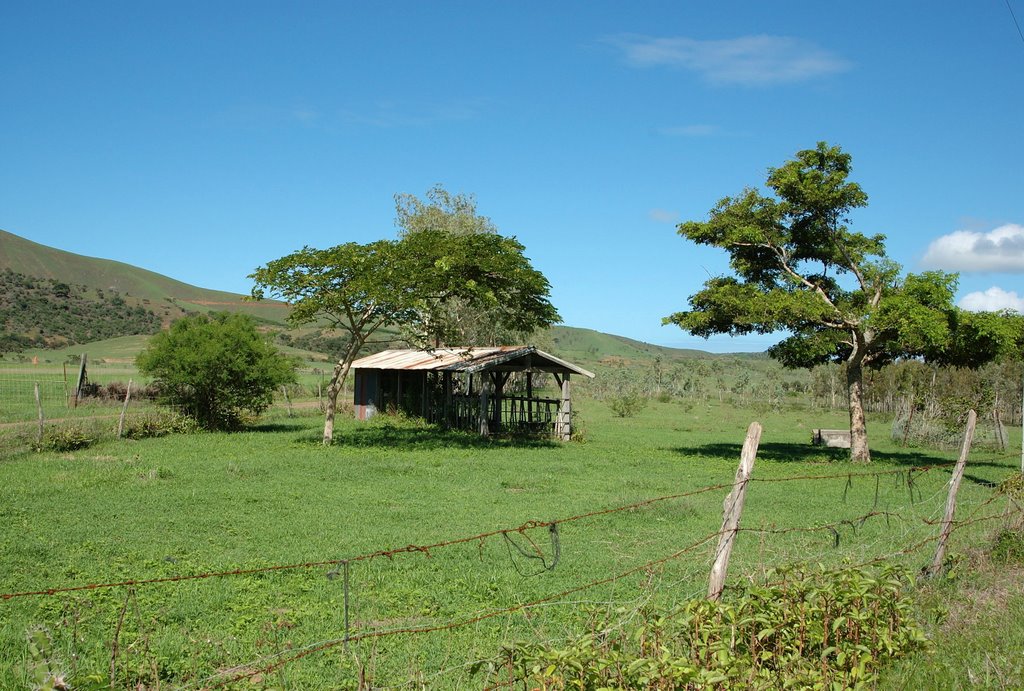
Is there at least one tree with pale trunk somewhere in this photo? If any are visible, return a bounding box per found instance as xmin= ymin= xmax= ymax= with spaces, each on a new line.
xmin=665 ymin=142 xmax=1014 ymax=462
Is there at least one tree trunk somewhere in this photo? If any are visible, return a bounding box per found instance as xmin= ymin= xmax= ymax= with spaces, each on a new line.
xmin=846 ymin=357 xmax=871 ymax=463
xmin=323 ymin=344 xmax=360 ymax=445
xmin=322 ymin=359 xmax=345 ymax=445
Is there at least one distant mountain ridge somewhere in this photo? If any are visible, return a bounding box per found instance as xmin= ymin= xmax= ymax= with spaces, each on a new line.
xmin=0 ymin=228 xmax=732 ymax=364
xmin=0 ymin=229 xmax=289 ymax=324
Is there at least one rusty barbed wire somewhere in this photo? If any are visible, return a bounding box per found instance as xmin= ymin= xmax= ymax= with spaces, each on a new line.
xmin=2 ymin=462 xmax=1000 ymax=602
xmin=205 ymin=531 xmax=723 ymax=688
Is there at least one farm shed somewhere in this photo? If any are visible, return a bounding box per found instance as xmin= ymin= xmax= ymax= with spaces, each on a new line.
xmin=351 ymin=346 xmax=595 ymax=440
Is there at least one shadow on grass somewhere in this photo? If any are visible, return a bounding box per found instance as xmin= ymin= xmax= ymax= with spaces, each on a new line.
xmin=670 ymin=442 xmax=1017 ymax=475
xmin=307 ymin=422 xmax=559 ymax=451
xmin=245 ymin=422 xmax=311 ymax=434
xmin=669 ymin=442 xmax=946 ymax=467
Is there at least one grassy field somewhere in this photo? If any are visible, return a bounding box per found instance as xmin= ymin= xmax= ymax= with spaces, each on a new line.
xmin=1 ymin=397 xmax=1021 ymax=689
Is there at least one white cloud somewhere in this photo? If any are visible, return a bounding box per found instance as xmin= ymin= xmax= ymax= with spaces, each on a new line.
xmin=649 ymin=208 xmax=680 ymax=223
xmin=959 ymin=286 xmax=1024 ymax=313
xmin=921 ymin=224 xmax=1024 ymax=273
xmin=608 ymin=34 xmax=850 ymax=85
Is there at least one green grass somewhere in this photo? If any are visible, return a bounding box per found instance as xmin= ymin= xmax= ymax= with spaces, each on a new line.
xmin=0 ymin=398 xmax=1019 ymax=689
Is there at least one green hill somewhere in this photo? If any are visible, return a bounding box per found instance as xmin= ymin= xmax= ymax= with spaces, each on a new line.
xmin=0 ymin=228 xmax=766 ymax=373
xmin=0 ymin=229 xmax=289 ymax=325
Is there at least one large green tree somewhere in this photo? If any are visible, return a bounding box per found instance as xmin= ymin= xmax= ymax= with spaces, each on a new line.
xmin=136 ymin=313 xmax=296 ymax=430
xmin=250 ymin=228 xmax=560 ymax=444
xmin=664 ymin=142 xmax=1007 ymax=462
xmin=394 ymin=184 xmax=537 ymax=346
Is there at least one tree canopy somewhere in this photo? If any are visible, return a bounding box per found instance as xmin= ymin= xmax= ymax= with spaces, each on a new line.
xmin=665 ymin=142 xmax=1015 ymax=462
xmin=136 ymin=312 xmax=296 ymax=430
xmin=394 ymin=184 xmax=498 ymax=237
xmin=251 ymin=226 xmax=560 ymax=444
xmin=393 ymin=184 xmax=540 ymax=346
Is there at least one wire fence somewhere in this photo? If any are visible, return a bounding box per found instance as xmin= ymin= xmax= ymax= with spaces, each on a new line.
xmin=3 ymin=439 xmax=1021 ymax=689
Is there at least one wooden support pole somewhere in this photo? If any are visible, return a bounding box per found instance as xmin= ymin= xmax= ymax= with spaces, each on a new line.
xmin=34 ymin=382 xmax=44 ymax=446
xmin=526 ymin=371 xmax=534 ymax=423
xmin=708 ymin=421 xmax=762 ymax=601
xmin=478 ymin=387 xmax=490 ymax=436
xmin=928 ymin=409 xmax=977 ymax=577
xmin=117 ymin=379 xmax=133 ymax=439
xmin=443 ymin=371 xmax=452 ymax=427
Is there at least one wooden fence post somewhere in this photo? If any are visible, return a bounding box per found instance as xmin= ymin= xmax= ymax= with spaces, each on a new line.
xmin=281 ymin=385 xmax=293 ymax=417
xmin=708 ymin=421 xmax=762 ymax=601
xmin=34 ymin=382 xmax=44 ymax=446
xmin=73 ymin=354 xmax=87 ymax=408
xmin=117 ymin=379 xmax=133 ymax=439
xmin=927 ymin=409 xmax=977 ymax=577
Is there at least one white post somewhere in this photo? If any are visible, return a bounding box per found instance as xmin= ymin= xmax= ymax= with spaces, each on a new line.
xmin=117 ymin=379 xmax=133 ymax=439
xmin=34 ymin=382 xmax=44 ymax=446
xmin=928 ymin=409 xmax=977 ymax=577
xmin=708 ymin=421 xmax=762 ymax=600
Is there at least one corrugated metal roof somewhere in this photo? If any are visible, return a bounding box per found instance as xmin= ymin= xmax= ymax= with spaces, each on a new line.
xmin=351 ymin=346 xmax=595 ymax=378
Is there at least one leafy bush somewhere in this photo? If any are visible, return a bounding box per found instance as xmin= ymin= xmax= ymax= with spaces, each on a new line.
xmin=608 ymin=391 xmax=647 ymax=418
xmin=992 ymin=529 xmax=1024 ymax=565
xmin=35 ymin=426 xmax=93 ymax=452
xmin=491 ymin=565 xmax=928 ymax=689
xmin=997 ymin=473 xmax=1024 ymax=500
xmin=136 ymin=313 xmax=296 ymax=430
xmin=121 ymin=410 xmax=198 ymax=440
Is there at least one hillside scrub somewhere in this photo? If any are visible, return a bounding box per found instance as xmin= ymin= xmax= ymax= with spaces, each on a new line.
xmin=0 ymin=269 xmax=161 ymax=353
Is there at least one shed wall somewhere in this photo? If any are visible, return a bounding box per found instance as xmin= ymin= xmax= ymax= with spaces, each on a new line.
xmin=354 ymin=369 xmax=380 ymax=420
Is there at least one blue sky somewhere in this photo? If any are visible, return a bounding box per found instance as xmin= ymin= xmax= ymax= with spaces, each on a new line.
xmin=3 ymin=1 xmax=1023 ymax=352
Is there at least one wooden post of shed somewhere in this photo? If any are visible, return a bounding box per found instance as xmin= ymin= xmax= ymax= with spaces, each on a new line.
xmin=442 ymin=371 xmax=452 ymax=427
xmin=526 ymin=371 xmax=534 ymax=424
xmin=491 ymin=371 xmax=509 ymax=433
xmin=555 ymin=373 xmax=571 ymax=441
xmin=478 ymin=385 xmax=490 ymax=436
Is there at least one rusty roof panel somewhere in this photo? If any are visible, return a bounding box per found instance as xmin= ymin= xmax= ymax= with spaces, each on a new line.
xmin=351 ymin=346 xmax=594 ymax=378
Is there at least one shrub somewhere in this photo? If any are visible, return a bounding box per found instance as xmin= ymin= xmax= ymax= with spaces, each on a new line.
xmin=36 ymin=425 xmax=93 ymax=452
xmin=992 ymin=529 xmax=1024 ymax=565
xmin=136 ymin=313 xmax=296 ymax=430
xmin=608 ymin=391 xmax=647 ymax=418
xmin=490 ymin=564 xmax=928 ymax=689
xmin=121 ymin=410 xmax=198 ymax=440
xmin=997 ymin=473 xmax=1024 ymax=500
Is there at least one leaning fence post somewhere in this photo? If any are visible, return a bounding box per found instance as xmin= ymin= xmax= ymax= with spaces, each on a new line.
xmin=117 ymin=379 xmax=133 ymax=439
xmin=34 ymin=382 xmax=45 ymax=446
xmin=927 ymin=409 xmax=977 ymax=577
xmin=708 ymin=421 xmax=762 ymax=601
xmin=280 ymin=385 xmax=293 ymax=417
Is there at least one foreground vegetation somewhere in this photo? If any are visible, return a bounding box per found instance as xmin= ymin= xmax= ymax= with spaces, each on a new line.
xmin=1 ymin=396 xmax=1021 ymax=688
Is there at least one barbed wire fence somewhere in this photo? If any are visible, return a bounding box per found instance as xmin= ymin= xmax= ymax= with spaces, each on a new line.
xmin=2 ymin=419 xmax=1021 ymax=689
